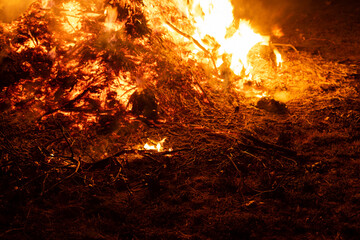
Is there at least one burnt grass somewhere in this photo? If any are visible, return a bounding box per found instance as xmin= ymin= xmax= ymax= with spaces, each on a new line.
xmin=1 ymin=1 xmax=360 ymax=239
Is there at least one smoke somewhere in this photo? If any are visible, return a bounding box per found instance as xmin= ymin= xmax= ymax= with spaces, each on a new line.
xmin=230 ymin=0 xmax=311 ymax=35
xmin=0 ymin=0 xmax=36 ymax=23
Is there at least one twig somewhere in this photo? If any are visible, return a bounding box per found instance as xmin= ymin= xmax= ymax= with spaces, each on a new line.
xmin=41 ymin=158 xmax=81 ymax=196
xmin=86 ymin=149 xmax=137 ymax=170
xmin=41 ymin=172 xmax=50 ymax=195
xmin=306 ymin=38 xmax=336 ymax=45
xmin=173 ymin=123 xmax=297 ymax=160
xmin=281 ymin=155 xmax=298 ymax=166
xmin=252 ymin=173 xmax=289 ymax=197
xmin=227 ymin=154 xmax=245 ymax=202
xmin=0 ymin=130 xmax=21 ymax=154
xmin=241 ymin=133 xmax=297 ymax=157
xmin=27 ymin=30 xmax=39 ymax=46
xmin=87 ymin=147 xmax=190 ymax=170
xmin=227 ymin=154 xmax=242 ymax=177
xmin=120 ymin=86 xmax=137 ymax=99
xmin=67 ymin=158 xmax=81 ymax=179
xmin=114 ymin=165 xmax=133 ymax=196
xmin=272 ymin=43 xmax=298 ymax=53
xmin=240 ymin=150 xmax=266 ymax=168
xmin=64 ymin=15 xmax=79 ymax=32
xmin=54 ymin=117 xmax=75 ymax=161
xmin=0 ymin=228 xmax=25 ymax=237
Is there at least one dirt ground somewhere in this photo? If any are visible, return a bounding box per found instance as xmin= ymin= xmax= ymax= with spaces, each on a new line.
xmin=1 ymin=0 xmax=360 ymax=239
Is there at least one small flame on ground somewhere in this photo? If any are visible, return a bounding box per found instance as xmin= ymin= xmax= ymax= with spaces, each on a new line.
xmin=144 ymin=143 xmax=161 ymax=152
xmin=143 ymin=138 xmax=167 ymax=152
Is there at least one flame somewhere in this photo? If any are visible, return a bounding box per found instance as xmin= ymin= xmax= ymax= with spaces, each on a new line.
xmin=143 ymin=0 xmax=282 ymax=78
xmin=143 ymin=138 xmax=167 ymax=152
xmin=187 ymin=0 xmax=268 ymax=76
xmin=41 ymin=0 xmax=53 ymax=9
xmin=143 ymin=143 xmax=161 ymax=151
xmin=255 ymin=92 xmax=269 ymax=98
xmin=273 ymin=48 xmax=283 ymax=67
xmin=104 ymin=5 xmax=125 ymax=31
xmin=272 ymin=25 xmax=284 ymax=38
xmin=61 ymin=1 xmax=82 ymax=33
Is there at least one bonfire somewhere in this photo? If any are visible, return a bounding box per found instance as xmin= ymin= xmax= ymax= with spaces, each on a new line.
xmin=1 ymin=0 xmax=359 ymax=239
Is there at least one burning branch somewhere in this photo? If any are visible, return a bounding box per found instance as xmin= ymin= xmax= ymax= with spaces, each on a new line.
xmin=164 ymin=20 xmax=219 ymax=73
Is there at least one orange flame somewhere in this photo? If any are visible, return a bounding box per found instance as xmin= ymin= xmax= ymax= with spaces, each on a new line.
xmin=104 ymin=5 xmax=125 ymax=31
xmin=41 ymin=0 xmax=53 ymax=9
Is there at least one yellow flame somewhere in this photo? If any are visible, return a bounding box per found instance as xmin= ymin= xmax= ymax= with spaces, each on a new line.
xmin=255 ymin=92 xmax=268 ymax=98
xmin=143 ymin=143 xmax=159 ymax=151
xmin=274 ymin=48 xmax=283 ymax=67
xmin=143 ymin=138 xmax=166 ymax=152
xmin=188 ymin=0 xmax=268 ymax=75
xmin=61 ymin=1 xmax=82 ymax=33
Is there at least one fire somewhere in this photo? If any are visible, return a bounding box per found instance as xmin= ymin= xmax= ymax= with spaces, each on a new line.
xmin=41 ymin=0 xmax=53 ymax=9
xmin=273 ymin=48 xmax=283 ymax=67
xmin=0 ymin=0 xmax=295 ymax=163
xmin=144 ymin=0 xmax=282 ymax=79
xmin=61 ymin=1 xmax=82 ymax=33
xmin=272 ymin=24 xmax=284 ymax=38
xmin=189 ymin=0 xmax=265 ymax=75
xmin=143 ymin=138 xmax=167 ymax=152
xmin=104 ymin=5 xmax=124 ymax=31
xmin=143 ymin=143 xmax=161 ymax=151
xmin=3 ymin=0 xmax=284 ymax=123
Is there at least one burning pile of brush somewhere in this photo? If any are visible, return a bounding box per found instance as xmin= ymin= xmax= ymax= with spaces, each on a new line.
xmin=0 ymin=0 xmax=283 ymax=116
